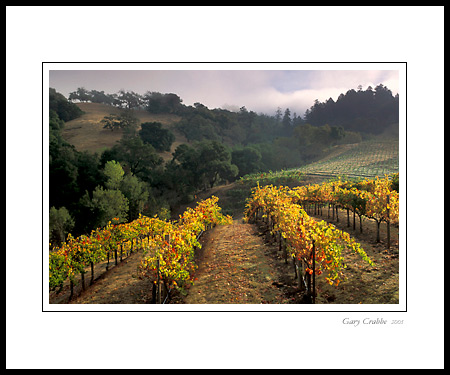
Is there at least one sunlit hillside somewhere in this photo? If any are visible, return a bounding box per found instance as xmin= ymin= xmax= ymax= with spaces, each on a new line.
xmin=61 ymin=103 xmax=184 ymax=160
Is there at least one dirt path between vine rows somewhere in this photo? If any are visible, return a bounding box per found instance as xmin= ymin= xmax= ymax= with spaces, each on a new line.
xmin=180 ymin=220 xmax=295 ymax=304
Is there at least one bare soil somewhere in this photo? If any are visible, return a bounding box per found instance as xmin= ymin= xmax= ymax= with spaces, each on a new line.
xmin=181 ymin=220 xmax=296 ymax=304
xmin=60 ymin=251 xmax=155 ymax=304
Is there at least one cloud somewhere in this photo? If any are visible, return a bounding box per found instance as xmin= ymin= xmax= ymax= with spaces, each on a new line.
xmin=176 ymin=70 xmax=399 ymax=116
xmin=234 ymin=70 xmax=400 ymax=116
xmin=49 ymin=69 xmax=399 ymax=118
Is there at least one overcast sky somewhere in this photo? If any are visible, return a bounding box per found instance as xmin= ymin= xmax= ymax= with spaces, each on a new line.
xmin=49 ymin=68 xmax=399 ymax=117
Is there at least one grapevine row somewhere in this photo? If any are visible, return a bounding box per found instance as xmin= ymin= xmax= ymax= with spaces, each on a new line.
xmin=290 ymin=174 xmax=399 ymax=246
xmin=244 ymin=184 xmax=374 ymax=288
xmin=49 ymin=196 xmax=232 ymax=299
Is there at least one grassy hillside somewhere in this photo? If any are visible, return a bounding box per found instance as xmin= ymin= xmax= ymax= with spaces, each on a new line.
xmin=61 ymin=103 xmax=185 ymax=160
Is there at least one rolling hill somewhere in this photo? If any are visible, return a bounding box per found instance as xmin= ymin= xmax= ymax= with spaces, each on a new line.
xmin=61 ymin=102 xmax=399 ymax=180
xmin=61 ymin=102 xmax=185 ymax=160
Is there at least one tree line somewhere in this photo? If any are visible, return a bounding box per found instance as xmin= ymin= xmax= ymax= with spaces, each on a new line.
xmin=67 ymin=85 xmax=398 ymax=144
xmin=49 ymin=83 xmax=398 ymax=245
xmin=304 ymin=84 xmax=399 ymax=135
xmin=68 ymin=87 xmax=183 ymax=113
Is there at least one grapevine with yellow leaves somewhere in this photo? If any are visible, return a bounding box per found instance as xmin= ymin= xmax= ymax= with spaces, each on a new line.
xmin=244 ymin=184 xmax=374 ymax=286
xmin=49 ymin=196 xmax=232 ymax=294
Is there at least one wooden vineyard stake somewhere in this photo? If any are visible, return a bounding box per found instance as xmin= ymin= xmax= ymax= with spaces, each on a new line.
xmin=387 ymin=194 xmax=391 ymax=249
xmin=69 ymin=280 xmax=74 ymax=301
xmin=80 ymin=271 xmax=85 ymax=291
xmin=312 ymin=240 xmax=316 ymax=304
xmin=157 ymin=258 xmax=161 ymax=304
xmin=332 ymin=186 xmax=335 ymax=220
xmin=293 ymin=256 xmax=297 ymax=279
xmin=284 ymin=242 xmax=288 ymax=264
xmin=90 ymin=262 xmax=94 ymax=285
xmin=306 ymin=267 xmax=311 ymax=302
xmin=296 ymin=258 xmax=304 ymax=291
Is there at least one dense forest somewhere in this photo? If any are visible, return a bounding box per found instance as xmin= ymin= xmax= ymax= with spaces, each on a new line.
xmin=49 ymin=85 xmax=399 ymax=245
xmin=304 ymin=84 xmax=399 ymax=134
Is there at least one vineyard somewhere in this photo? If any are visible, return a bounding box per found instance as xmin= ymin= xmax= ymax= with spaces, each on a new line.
xmin=297 ymin=139 xmax=399 ymax=178
xmin=244 ymin=174 xmax=399 ymax=302
xmin=239 ymin=140 xmax=399 ymax=185
xmin=49 ymin=196 xmax=232 ymax=303
xmin=49 ymin=173 xmax=399 ymax=305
